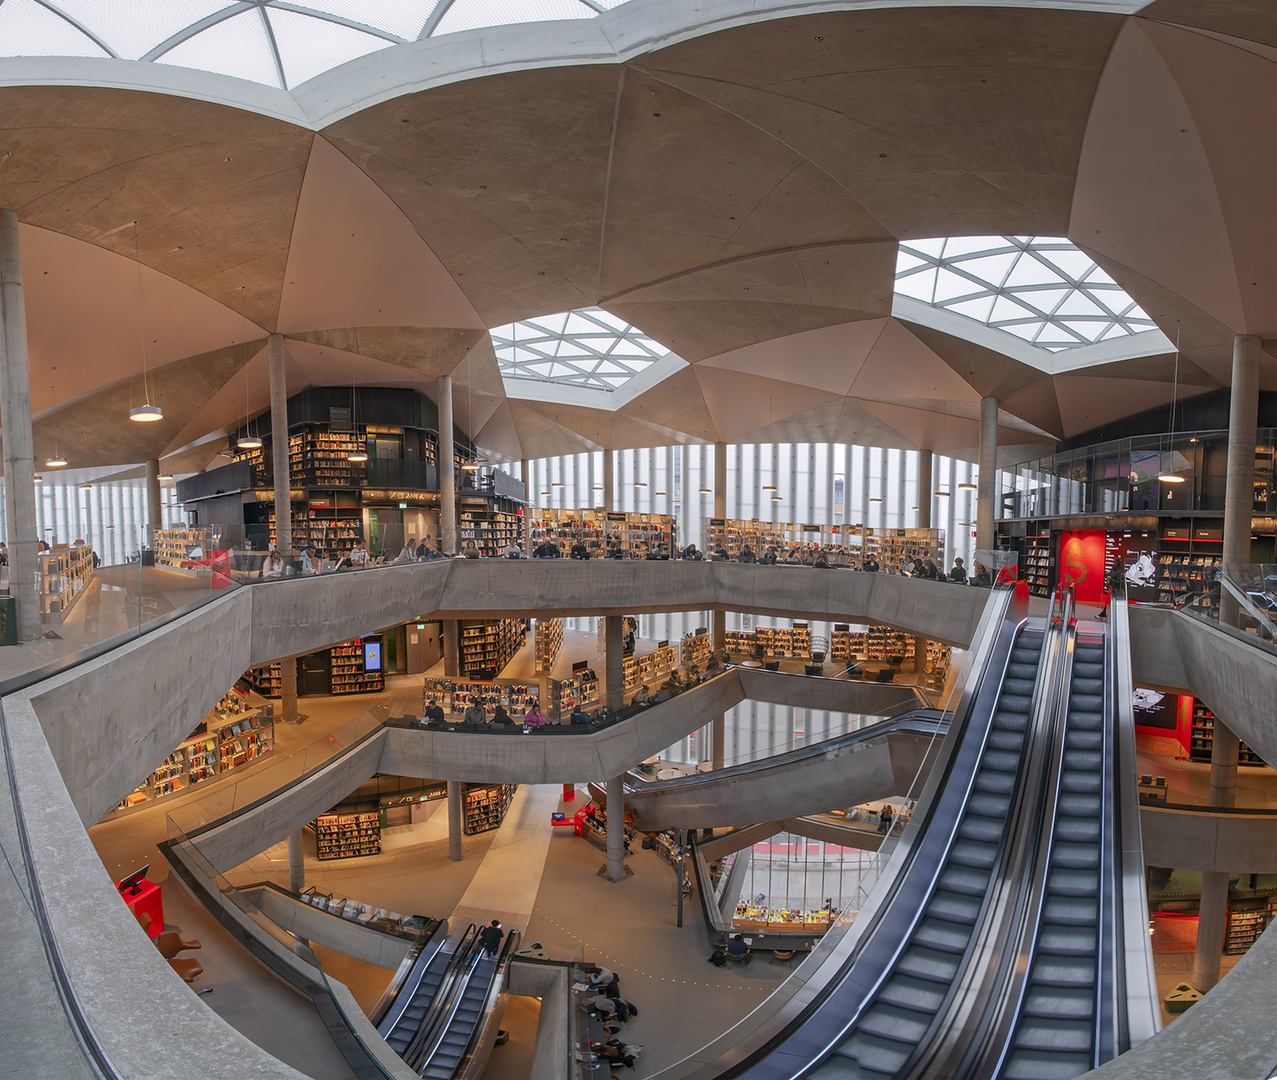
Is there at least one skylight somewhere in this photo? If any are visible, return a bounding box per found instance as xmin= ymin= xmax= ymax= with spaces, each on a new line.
xmin=894 ymin=236 xmax=1158 ymax=352
xmin=491 ymin=307 xmax=669 ymax=392
xmin=0 ymin=0 xmax=625 ymax=90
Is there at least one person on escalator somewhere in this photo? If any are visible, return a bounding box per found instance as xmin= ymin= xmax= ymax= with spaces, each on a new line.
xmin=479 ymin=919 xmax=504 ymax=956
xmin=877 ymin=804 xmax=894 ymax=834
xmin=1097 ymin=559 xmax=1125 ymax=619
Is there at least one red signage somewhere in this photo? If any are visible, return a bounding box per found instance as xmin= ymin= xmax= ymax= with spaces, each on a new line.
xmin=1058 ymin=530 xmax=1106 ymax=604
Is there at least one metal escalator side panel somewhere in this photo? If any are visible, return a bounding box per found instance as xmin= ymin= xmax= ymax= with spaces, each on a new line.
xmin=1110 ymin=590 xmax=1162 ymax=1050
xmin=444 ymin=930 xmax=521 ymax=1080
xmin=377 ymin=921 xmax=451 ymax=1039
xmin=716 ymin=584 xmax=1029 ymax=1079
xmin=402 ymin=926 xmax=480 ymax=1068
xmin=413 ymin=931 xmax=496 ymax=1076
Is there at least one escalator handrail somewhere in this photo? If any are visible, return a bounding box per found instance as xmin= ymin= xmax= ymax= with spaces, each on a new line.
xmin=402 ymin=925 xmax=479 ymax=1068
xmin=714 ymin=582 xmax=1028 ymax=1078
xmin=899 ymin=590 xmax=1075 ymax=1079
xmin=1110 ymin=585 xmax=1162 ymax=1049
xmin=446 ymin=929 xmax=521 ymax=1080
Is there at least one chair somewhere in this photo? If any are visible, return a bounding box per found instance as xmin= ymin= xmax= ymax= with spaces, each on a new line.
xmin=725 ymin=949 xmax=751 ymax=965
xmin=155 ymin=930 xmax=201 ymax=959
xmin=168 ymin=957 xmax=204 ymax=982
xmin=772 ymin=950 xmax=796 ymax=966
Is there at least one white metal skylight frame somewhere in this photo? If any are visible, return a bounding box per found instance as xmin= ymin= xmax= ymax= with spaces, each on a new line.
xmin=0 ymin=0 xmax=623 ymax=90
xmin=894 ymin=236 xmax=1159 ymax=353
xmin=491 ymin=307 xmax=671 ymax=393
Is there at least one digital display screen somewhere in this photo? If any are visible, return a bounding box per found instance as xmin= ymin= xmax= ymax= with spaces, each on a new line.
xmin=363 ymin=641 xmax=381 ymax=671
xmin=1132 ymin=687 xmax=1176 ymax=729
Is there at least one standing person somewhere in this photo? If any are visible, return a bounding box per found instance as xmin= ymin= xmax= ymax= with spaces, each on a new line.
xmin=878 ymin=803 xmax=894 ymax=834
xmin=479 ymin=920 xmax=503 ymax=957
xmin=1097 ymin=558 xmax=1125 ymax=619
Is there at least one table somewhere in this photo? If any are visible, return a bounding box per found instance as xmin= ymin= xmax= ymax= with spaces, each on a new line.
xmin=118 ymin=878 xmax=163 ymax=938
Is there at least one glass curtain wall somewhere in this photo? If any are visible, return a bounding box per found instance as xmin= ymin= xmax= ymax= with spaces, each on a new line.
xmin=512 ymin=443 xmax=980 ymax=571
xmin=0 ymin=477 xmax=184 ymax=566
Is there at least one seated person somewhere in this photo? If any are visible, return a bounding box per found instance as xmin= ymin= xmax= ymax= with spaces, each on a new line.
xmin=423 ymin=699 xmax=446 ymax=724
xmin=726 ymin=933 xmax=750 ymax=959
xmin=585 ymin=964 xmax=615 ymax=990
xmin=523 ymin=704 xmax=547 ymax=726
xmin=606 ymin=542 xmax=624 ymax=559
xmin=461 ymin=540 xmax=481 ymax=559
xmin=570 ymin=705 xmax=593 ymax=725
xmin=681 ymin=543 xmax=702 ymax=560
xmin=462 ymin=702 xmax=487 ymax=726
xmin=949 ymin=557 xmax=967 ymax=583
xmin=502 ymin=541 xmax=522 ymax=559
xmin=633 ymin=683 xmax=652 ymax=705
xmin=713 ymin=545 xmax=729 ymax=561
xmin=705 ymin=653 xmax=721 ymax=674
xmin=491 ymin=704 xmax=515 ymax=726
xmin=570 ymin=541 xmax=590 ymax=559
xmin=739 ymin=544 xmax=757 ymax=563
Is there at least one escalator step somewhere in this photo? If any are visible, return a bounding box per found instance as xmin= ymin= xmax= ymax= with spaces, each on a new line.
xmin=1068 ymin=693 xmax=1105 ymax=714
xmin=1071 ymin=677 xmax=1104 ymax=693
xmin=1036 ymin=924 xmax=1097 ymax=956
xmin=958 ymin=814 xmax=1006 ymax=844
xmin=1063 ymin=730 xmax=1103 ymax=752
xmin=896 ymin=945 xmax=962 ymax=983
xmin=949 ymin=838 xmax=999 ymax=870
xmin=856 ymin=1003 xmax=935 ymax=1044
xmin=1069 ymin=713 xmax=1104 ymax=733
xmin=1031 ymin=954 xmax=1097 ymax=988
xmin=929 ymin=889 xmax=983 ymax=924
xmin=913 ymin=917 xmax=974 ymax=954
xmin=1057 ymin=792 xmax=1102 ymax=817
xmin=834 ymin=1032 xmax=914 ymax=1076
xmin=968 ymin=792 xmax=1012 ymax=818
xmin=1048 ymin=869 xmax=1099 ymax=897
xmin=876 ymin=974 xmax=949 ymax=1014
xmin=1054 ymin=817 xmax=1100 ymax=844
xmin=938 ymin=863 xmax=991 ymax=897
xmin=995 ymin=698 xmax=1033 ymax=719
xmin=1043 ymin=895 xmax=1098 ymax=925
xmin=1051 ymin=842 xmax=1100 ymax=870
xmin=974 ymin=769 xmax=1017 ymax=795
xmin=1000 ymin=1048 xmax=1095 ymax=1080
xmin=987 ymin=729 xmax=1027 ymax=752
xmin=982 ymin=749 xmax=1024 ymax=773
xmin=1062 ymin=750 xmax=1103 ymax=771
xmin=1013 ymin=1019 xmax=1095 ymax=1054
xmin=1021 ymin=986 xmax=1095 ymax=1020
xmin=1060 ymin=773 xmax=1102 ymax=795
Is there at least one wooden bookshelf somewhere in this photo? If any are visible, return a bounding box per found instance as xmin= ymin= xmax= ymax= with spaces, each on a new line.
xmin=38 ymin=545 xmax=94 ymax=623
xmin=1188 ymin=701 xmax=1266 ymax=766
xmin=681 ymin=631 xmax=711 ymax=669
xmin=464 ymin=784 xmax=517 ymax=835
xmin=459 ymin=508 xmax=524 ymax=556
xmin=331 ymin=637 xmax=385 ymax=695
xmin=1225 ymin=904 xmax=1272 ymax=954
xmin=459 ymin=618 xmax=523 ymax=678
xmin=315 ymin=811 xmax=381 ymax=860
xmin=534 ymin=617 xmax=564 ymax=675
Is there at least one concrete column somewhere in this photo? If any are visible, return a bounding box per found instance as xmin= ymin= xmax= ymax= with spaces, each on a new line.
xmin=604 ymin=614 xmax=623 ymax=711
xmin=1191 ymin=869 xmax=1231 ymax=991
xmin=1221 ymin=334 xmax=1261 ymax=627
xmin=913 ymin=634 xmax=929 ymax=675
xmin=0 ymin=208 xmax=41 ymax=642
xmin=447 ymin=779 xmax=463 ymax=862
xmin=520 ymin=458 xmax=532 ymax=555
xmin=279 ymin=656 xmax=298 ymax=724
xmin=917 ymin=451 xmax=933 ymax=530
xmin=438 ymin=375 xmax=456 ymax=555
xmin=603 ymin=450 xmax=614 ymax=512
xmin=977 ymin=397 xmax=998 ymax=557
xmin=713 ymin=441 xmax=727 ymax=519
xmin=287 ymin=829 xmax=305 ymax=893
xmin=145 ymin=458 xmax=162 ymax=530
xmin=442 ymin=620 xmax=460 ymax=678
xmin=1208 ymin=722 xmax=1240 ymax=808
xmin=712 ymin=714 xmax=725 ymax=770
xmin=711 ymin=608 xmax=726 ymax=654
xmin=267 ymin=334 xmax=292 ymax=559
xmin=605 ymin=774 xmax=626 ymax=881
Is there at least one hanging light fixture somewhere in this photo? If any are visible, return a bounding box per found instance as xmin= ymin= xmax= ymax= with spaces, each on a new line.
xmin=128 ymin=221 xmax=163 ymax=422
xmin=869 ymin=497 xmax=883 ymax=504
xmin=699 ymin=486 xmax=711 ymax=494
xmin=157 ymin=472 xmax=173 ymax=481
xmin=34 ymin=475 xmax=43 ymax=484
xmin=935 ymin=490 xmax=951 ymax=498
xmin=78 ymin=482 xmax=91 ymax=491
xmin=958 ymin=481 xmax=977 ymax=491
xmin=1158 ymin=328 xmax=1187 ymax=483
xmin=45 ymin=451 xmax=67 ymax=468
xmin=634 ymin=481 xmax=648 ymax=488
xmin=771 ymin=494 xmax=783 ymax=502
xmin=346 ymin=360 xmax=368 ymax=462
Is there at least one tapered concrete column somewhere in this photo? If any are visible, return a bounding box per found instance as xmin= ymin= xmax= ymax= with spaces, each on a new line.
xmin=606 ymin=774 xmax=626 ymax=881
xmin=1221 ymin=334 xmax=1261 ymax=627
xmin=438 ymin=375 xmax=456 ymax=555
xmin=917 ymin=452 xmax=933 ymax=529
xmin=711 ymin=714 xmax=725 ymax=770
xmin=713 ymin=442 xmax=727 ymax=519
xmin=603 ymin=450 xmax=615 ymax=512
xmin=1209 ymin=723 xmax=1240 ymax=807
xmin=520 ymin=458 xmax=533 ymax=555
xmin=1192 ymin=870 xmax=1232 ymax=991
xmin=267 ymin=334 xmax=292 ymax=558
xmin=145 ymin=458 xmax=162 ymax=530
xmin=0 ymin=208 xmax=40 ymax=642
xmin=711 ymin=608 xmax=726 ymax=654
xmin=710 ymin=611 xmax=727 ymax=767
xmin=977 ymin=397 xmax=998 ymax=557
xmin=604 ymin=614 xmax=624 ymax=711
xmin=279 ymin=657 xmax=298 ymax=724
xmin=447 ymin=779 xmax=463 ymax=862
xmin=287 ymin=829 xmax=305 ymax=893
xmin=442 ymin=620 xmax=460 ymax=678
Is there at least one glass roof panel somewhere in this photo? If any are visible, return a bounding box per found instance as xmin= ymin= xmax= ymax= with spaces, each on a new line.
xmin=0 ymin=0 xmax=108 ymax=57
xmin=895 ymin=235 xmax=1162 ymax=355
xmin=433 ymin=0 xmax=597 ymax=38
xmin=156 ymin=9 xmax=282 ymax=88
xmin=293 ymin=0 xmax=434 ymax=39
xmin=48 ymin=0 xmax=228 ymax=60
xmin=267 ymin=8 xmax=390 ymax=88
xmin=491 ymin=306 xmax=672 ymax=392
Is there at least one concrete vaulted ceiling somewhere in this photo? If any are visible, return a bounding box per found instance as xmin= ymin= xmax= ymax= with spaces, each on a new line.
xmin=0 ymin=0 xmax=1271 ymax=475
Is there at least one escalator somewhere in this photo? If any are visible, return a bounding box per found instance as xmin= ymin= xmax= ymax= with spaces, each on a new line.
xmin=377 ymin=923 xmax=474 ymax=1060
xmin=714 ymin=585 xmax=1158 ymax=1080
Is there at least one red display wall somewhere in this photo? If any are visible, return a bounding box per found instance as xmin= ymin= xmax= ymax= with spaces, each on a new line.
xmin=1058 ymin=530 xmax=1107 ymax=604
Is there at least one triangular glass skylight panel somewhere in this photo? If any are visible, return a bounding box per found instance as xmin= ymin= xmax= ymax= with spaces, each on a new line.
xmin=941 ymin=236 xmax=1003 ymax=259
xmin=1035 ymin=248 xmax=1094 ymax=281
xmin=433 ymin=0 xmax=595 ymax=38
xmin=296 ymin=0 xmax=434 ymax=39
xmin=268 ymin=9 xmax=390 ymax=87
xmin=932 ymin=268 xmax=983 ymax=303
xmin=954 ymin=252 xmax=1018 ymax=288
xmin=1053 ymin=293 xmax=1108 ymax=319
xmin=900 ymin=238 xmax=946 ymax=260
xmin=1002 ymin=255 xmax=1062 ymax=289
xmin=0 ymin=0 xmax=108 ymax=57
xmin=1015 ymin=289 xmax=1071 ymax=316
xmin=1084 ymin=265 xmax=1119 ymax=286
xmin=946 ymin=296 xmax=997 ymax=322
xmin=895 ymin=252 xmax=929 ymax=274
xmin=49 ymin=0 xmax=228 ymax=60
xmin=157 ymin=10 xmax=282 ymax=88
xmin=894 ymin=267 xmax=937 ymax=303
xmin=989 ymin=294 xmax=1038 ymax=323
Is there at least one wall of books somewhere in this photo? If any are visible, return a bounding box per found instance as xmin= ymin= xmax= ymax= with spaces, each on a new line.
xmin=464 ymin=784 xmax=517 ymax=835
xmin=703 ymin=519 xmax=945 ymax=566
xmin=459 ymin=508 xmax=524 ymax=556
xmin=315 ymin=811 xmax=381 ymax=860
xmin=459 ymin=618 xmax=524 ymax=678
xmin=38 ymin=545 xmax=95 ymax=623
xmin=530 ymin=509 xmax=675 ymax=558
xmin=534 ymin=617 xmax=564 ymax=675
xmin=622 ymin=643 xmax=678 ymax=690
xmin=421 ymin=678 xmax=539 ymax=717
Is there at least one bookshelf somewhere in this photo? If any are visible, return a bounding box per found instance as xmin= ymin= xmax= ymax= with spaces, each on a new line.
xmin=247 ymin=661 xmax=281 ymax=697
xmin=1022 ymin=532 xmax=1052 ymax=597
xmin=331 ymin=637 xmax=385 ymax=695
xmin=314 ymin=811 xmax=381 ymax=860
xmin=464 ymin=784 xmax=517 ymax=835
xmin=459 ymin=618 xmax=524 ymax=678
xmin=421 ymin=678 xmax=539 ymax=716
xmin=459 ymin=508 xmax=524 ymax=556
xmin=153 ymin=527 xmax=216 ymax=570
xmin=288 ymin=430 xmax=368 ymax=488
xmin=552 ymin=667 xmax=600 ymax=718
xmin=1188 ymin=701 xmax=1266 ymax=766
xmin=681 ymin=630 xmax=711 ymax=669
xmin=1225 ymin=904 xmax=1272 ymax=954
xmin=531 ymin=509 xmax=675 ymax=559
xmin=623 ymin=644 xmax=677 ymax=690
xmin=534 ymin=618 xmax=564 ymax=675
xmin=38 ymin=545 xmax=95 ymax=623
xmin=1155 ymin=552 xmax=1221 ymax=609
